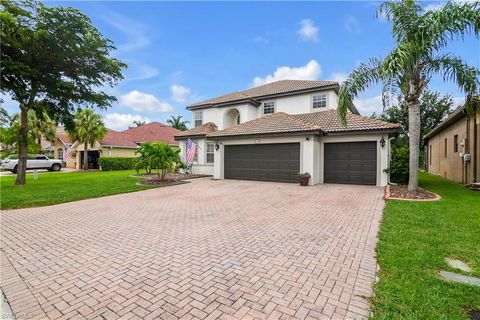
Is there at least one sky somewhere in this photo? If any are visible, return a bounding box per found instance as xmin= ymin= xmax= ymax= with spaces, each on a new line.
xmin=2 ymin=1 xmax=479 ymax=130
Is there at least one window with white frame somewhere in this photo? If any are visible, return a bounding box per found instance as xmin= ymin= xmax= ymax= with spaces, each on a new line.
xmin=57 ymin=148 xmax=64 ymax=160
xmin=312 ymin=94 xmax=327 ymax=109
xmin=263 ymin=101 xmax=275 ymax=114
xmin=193 ymin=111 xmax=203 ymax=127
xmin=206 ymin=141 xmax=215 ymax=164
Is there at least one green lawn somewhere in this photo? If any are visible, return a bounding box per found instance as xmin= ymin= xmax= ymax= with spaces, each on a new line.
xmin=0 ymin=170 xmax=156 ymax=209
xmin=373 ymin=172 xmax=480 ymax=319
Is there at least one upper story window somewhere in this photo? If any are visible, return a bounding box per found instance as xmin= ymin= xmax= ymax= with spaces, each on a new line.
xmin=312 ymin=93 xmax=327 ymax=109
xmin=206 ymin=141 xmax=215 ymax=164
xmin=263 ymin=101 xmax=275 ymax=115
xmin=193 ymin=111 xmax=203 ymax=127
xmin=454 ymin=135 xmax=458 ymax=153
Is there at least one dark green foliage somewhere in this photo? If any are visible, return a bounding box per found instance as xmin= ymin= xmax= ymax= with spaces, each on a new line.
xmin=389 ymin=146 xmax=409 ymax=183
xmin=99 ymin=157 xmax=138 ymax=171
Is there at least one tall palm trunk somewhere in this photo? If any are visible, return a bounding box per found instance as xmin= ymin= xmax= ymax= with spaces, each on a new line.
xmin=15 ymin=106 xmax=28 ymax=185
xmin=407 ymin=83 xmax=421 ymax=192
xmin=83 ymin=141 xmax=88 ymax=170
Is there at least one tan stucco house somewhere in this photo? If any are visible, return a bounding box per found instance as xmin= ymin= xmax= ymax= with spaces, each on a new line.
xmin=175 ymin=80 xmax=399 ymax=186
xmin=50 ymin=122 xmax=181 ymax=169
xmin=425 ymin=104 xmax=479 ymax=184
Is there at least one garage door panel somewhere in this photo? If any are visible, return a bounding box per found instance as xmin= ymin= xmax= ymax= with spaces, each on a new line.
xmin=324 ymin=141 xmax=377 ymax=185
xmin=225 ymin=143 xmax=300 ymax=183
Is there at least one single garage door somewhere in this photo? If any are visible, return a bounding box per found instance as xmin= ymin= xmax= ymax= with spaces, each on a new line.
xmin=224 ymin=143 xmax=300 ymax=182
xmin=324 ymin=141 xmax=377 ymax=185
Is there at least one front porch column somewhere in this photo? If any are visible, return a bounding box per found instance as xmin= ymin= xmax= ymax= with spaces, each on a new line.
xmin=213 ymin=142 xmax=223 ymax=180
xmin=302 ymin=136 xmax=317 ymax=185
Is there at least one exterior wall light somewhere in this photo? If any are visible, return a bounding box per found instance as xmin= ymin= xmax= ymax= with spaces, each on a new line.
xmin=380 ymin=137 xmax=386 ymax=148
xmin=215 ymin=144 xmax=220 ymax=151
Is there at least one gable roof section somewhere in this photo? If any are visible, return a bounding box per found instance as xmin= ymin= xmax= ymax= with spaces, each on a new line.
xmin=204 ymin=110 xmax=398 ymax=139
xmin=101 ymin=129 xmax=138 ymax=147
xmin=188 ymin=80 xmax=339 ymax=109
xmin=175 ymin=122 xmax=218 ymax=139
xmin=295 ymin=110 xmax=399 ymax=133
xmin=122 ymin=122 xmax=182 ymax=145
xmin=206 ymin=112 xmax=322 ymax=138
xmin=57 ymin=133 xmax=73 ymax=145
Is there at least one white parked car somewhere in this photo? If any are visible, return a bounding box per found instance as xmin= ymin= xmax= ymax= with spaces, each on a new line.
xmin=0 ymin=155 xmax=63 ymax=173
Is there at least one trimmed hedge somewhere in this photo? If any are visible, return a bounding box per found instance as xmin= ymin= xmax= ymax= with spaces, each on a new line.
xmin=99 ymin=157 xmax=138 ymax=171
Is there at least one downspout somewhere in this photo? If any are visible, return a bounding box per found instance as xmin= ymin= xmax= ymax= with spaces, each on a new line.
xmin=474 ymin=115 xmax=478 ymax=183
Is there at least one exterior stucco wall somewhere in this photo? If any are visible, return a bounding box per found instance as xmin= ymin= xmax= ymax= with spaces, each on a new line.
xmin=427 ymin=115 xmax=479 ymax=184
xmin=427 ymin=117 xmax=466 ymax=183
xmin=102 ymin=147 xmax=138 ymax=158
xmin=191 ymin=90 xmax=340 ymax=131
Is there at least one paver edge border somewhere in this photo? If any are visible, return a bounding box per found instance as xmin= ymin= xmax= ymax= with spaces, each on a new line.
xmin=384 ymin=185 xmax=442 ymax=202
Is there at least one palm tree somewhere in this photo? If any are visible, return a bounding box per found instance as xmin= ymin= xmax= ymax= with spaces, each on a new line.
xmin=338 ymin=0 xmax=480 ymax=192
xmin=167 ymin=115 xmax=189 ymax=131
xmin=0 ymin=107 xmax=19 ymax=128
xmin=27 ymin=110 xmax=57 ymax=146
xmin=133 ymin=120 xmax=145 ymax=127
xmin=68 ymin=108 xmax=107 ymax=170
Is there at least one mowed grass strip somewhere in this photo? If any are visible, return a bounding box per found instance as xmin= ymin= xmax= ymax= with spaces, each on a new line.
xmin=373 ymin=172 xmax=480 ymax=319
xmin=0 ymin=170 xmax=156 ymax=209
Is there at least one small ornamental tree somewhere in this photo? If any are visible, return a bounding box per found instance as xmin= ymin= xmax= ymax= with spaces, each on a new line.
xmin=0 ymin=0 xmax=126 ymax=184
xmin=135 ymin=142 xmax=181 ymax=179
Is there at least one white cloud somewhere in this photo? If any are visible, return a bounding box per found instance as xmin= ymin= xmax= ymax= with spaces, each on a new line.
xmin=345 ymin=16 xmax=360 ymax=32
xmin=103 ymin=113 xmax=151 ymax=131
xmin=330 ymin=72 xmax=349 ymax=84
xmin=354 ymin=95 xmax=384 ymax=116
xmin=102 ymin=12 xmax=150 ymax=53
xmin=254 ymin=36 xmax=269 ymax=44
xmin=253 ymin=60 xmax=322 ymax=86
xmin=120 ymin=90 xmax=173 ymax=113
xmin=170 ymin=85 xmax=191 ymax=103
xmin=297 ymin=19 xmax=319 ymax=42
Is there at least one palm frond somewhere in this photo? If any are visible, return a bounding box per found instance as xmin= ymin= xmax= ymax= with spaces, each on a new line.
xmin=378 ymin=0 xmax=421 ymax=42
xmin=337 ymin=58 xmax=384 ymax=125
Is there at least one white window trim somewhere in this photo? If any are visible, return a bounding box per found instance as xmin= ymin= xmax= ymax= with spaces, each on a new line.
xmin=311 ymin=93 xmax=328 ymax=111
xmin=206 ymin=141 xmax=215 ymax=165
xmin=193 ymin=111 xmax=203 ymax=127
xmin=262 ymin=101 xmax=275 ymax=115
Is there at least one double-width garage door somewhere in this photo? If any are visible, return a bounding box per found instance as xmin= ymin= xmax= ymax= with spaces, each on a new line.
xmin=324 ymin=141 xmax=377 ymax=185
xmin=224 ymin=143 xmax=300 ymax=183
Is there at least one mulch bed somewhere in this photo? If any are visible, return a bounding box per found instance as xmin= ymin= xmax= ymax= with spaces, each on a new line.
xmin=386 ymin=185 xmax=440 ymax=201
xmin=134 ymin=172 xmax=211 ymax=186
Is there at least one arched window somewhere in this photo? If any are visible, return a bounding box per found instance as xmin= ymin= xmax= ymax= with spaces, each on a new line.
xmin=58 ymin=148 xmax=64 ymax=160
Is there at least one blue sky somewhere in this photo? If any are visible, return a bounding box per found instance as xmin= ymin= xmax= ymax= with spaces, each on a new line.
xmin=2 ymin=1 xmax=479 ymax=130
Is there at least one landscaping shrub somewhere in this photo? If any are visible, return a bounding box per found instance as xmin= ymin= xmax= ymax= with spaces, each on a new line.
xmin=389 ymin=146 xmax=409 ymax=183
xmin=99 ymin=157 xmax=138 ymax=171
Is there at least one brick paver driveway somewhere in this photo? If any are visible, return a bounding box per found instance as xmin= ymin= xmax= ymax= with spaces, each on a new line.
xmin=1 ymin=178 xmax=384 ymax=320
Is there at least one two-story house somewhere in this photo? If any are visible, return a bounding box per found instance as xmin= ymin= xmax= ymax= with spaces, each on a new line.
xmin=175 ymin=80 xmax=398 ymax=186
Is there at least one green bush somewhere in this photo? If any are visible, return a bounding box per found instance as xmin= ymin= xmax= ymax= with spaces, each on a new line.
xmin=99 ymin=157 xmax=138 ymax=171
xmin=389 ymin=146 xmax=409 ymax=183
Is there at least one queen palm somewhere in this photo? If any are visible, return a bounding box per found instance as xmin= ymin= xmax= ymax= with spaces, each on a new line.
xmin=338 ymin=0 xmax=480 ymax=192
xmin=167 ymin=115 xmax=189 ymax=131
xmin=69 ymin=108 xmax=107 ymax=170
xmin=28 ymin=110 xmax=57 ymax=146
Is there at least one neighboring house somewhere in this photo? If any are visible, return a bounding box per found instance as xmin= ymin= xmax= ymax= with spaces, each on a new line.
xmin=175 ymin=79 xmax=399 ymax=186
xmin=424 ymin=104 xmax=479 ymax=184
xmin=51 ymin=122 xmax=181 ymax=169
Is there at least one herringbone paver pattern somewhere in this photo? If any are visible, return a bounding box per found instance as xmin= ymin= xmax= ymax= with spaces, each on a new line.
xmin=1 ymin=178 xmax=384 ymax=319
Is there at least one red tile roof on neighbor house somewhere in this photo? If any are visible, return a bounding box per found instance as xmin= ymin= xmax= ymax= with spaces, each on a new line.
xmin=100 ymin=130 xmax=138 ymax=148
xmin=122 ymin=122 xmax=182 ymax=146
xmin=56 ymin=132 xmax=73 ymax=145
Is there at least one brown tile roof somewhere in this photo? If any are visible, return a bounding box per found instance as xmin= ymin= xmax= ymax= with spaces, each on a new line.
xmin=207 ymin=113 xmax=321 ymax=138
xmin=295 ymin=109 xmax=399 ymax=133
xmin=57 ymin=133 xmax=73 ymax=145
xmin=206 ymin=110 xmax=398 ymax=138
xmin=188 ymin=80 xmax=339 ymax=108
xmin=122 ymin=122 xmax=182 ymax=146
xmin=100 ymin=130 xmax=138 ymax=147
xmin=175 ymin=122 xmax=218 ymax=139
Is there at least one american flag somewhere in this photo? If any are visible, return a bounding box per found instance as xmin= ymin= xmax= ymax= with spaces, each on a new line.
xmin=186 ymin=138 xmax=197 ymax=164
xmin=63 ymin=145 xmax=71 ymax=160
